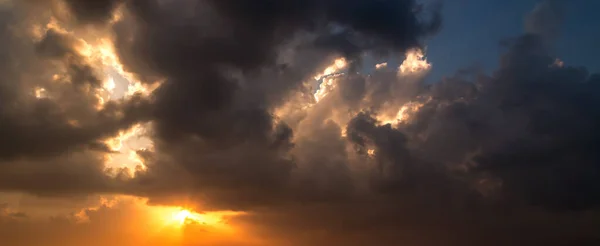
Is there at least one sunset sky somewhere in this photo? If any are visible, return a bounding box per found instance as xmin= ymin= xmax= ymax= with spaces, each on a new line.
xmin=1 ymin=0 xmax=600 ymax=245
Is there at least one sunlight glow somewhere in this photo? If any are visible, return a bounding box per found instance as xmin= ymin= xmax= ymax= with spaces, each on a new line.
xmin=375 ymin=62 xmax=388 ymax=69
xmin=314 ymin=58 xmax=347 ymax=81
xmin=551 ymin=58 xmax=564 ymax=68
xmin=399 ymin=48 xmax=431 ymax=75
xmin=157 ymin=207 xmax=244 ymax=230
xmin=104 ymin=124 xmax=144 ymax=152
xmin=367 ymin=149 xmax=375 ymax=157
xmin=378 ymin=100 xmax=427 ymax=126
xmin=34 ymin=87 xmax=47 ymax=99
xmin=313 ymin=57 xmax=347 ymax=102
xmin=172 ymin=209 xmax=193 ymax=225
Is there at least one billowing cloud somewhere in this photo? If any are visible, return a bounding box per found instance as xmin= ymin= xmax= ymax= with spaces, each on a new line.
xmin=110 ymin=0 xmax=441 ymax=209
xmin=0 ymin=0 xmax=599 ymax=245
xmin=0 ymin=1 xmax=149 ymax=196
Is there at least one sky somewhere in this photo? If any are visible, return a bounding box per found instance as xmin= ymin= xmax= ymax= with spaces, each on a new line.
xmin=426 ymin=0 xmax=600 ymax=82
xmin=1 ymin=0 xmax=600 ymax=246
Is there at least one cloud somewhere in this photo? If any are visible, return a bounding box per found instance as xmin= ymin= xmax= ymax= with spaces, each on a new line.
xmin=118 ymin=0 xmax=600 ymax=243
xmin=525 ymin=0 xmax=565 ymax=42
xmin=1 ymin=0 xmax=600 ymax=245
xmin=0 ymin=2 xmax=149 ymax=196
xmin=110 ymin=0 xmax=441 ymax=209
xmin=406 ymin=33 xmax=600 ymax=211
xmin=62 ymin=0 xmax=124 ymax=24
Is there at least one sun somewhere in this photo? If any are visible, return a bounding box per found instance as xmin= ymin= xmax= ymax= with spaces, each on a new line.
xmin=168 ymin=208 xmax=218 ymax=227
xmin=172 ymin=209 xmax=193 ymax=225
xmin=152 ymin=206 xmax=244 ymax=231
xmin=170 ymin=209 xmax=207 ymax=226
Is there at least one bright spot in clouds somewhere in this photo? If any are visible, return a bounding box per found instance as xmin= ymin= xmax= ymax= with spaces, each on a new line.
xmin=158 ymin=207 xmax=244 ymax=231
xmin=313 ymin=57 xmax=348 ymax=102
xmin=172 ymin=209 xmax=193 ymax=225
xmin=34 ymin=87 xmax=47 ymax=98
xmin=399 ymin=48 xmax=431 ymax=75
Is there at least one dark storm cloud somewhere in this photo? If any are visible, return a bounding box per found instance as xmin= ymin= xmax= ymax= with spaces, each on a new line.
xmin=347 ymin=113 xmax=411 ymax=177
xmin=0 ymin=153 xmax=122 ymax=196
xmin=244 ymin=28 xmax=600 ymax=243
xmin=207 ymin=0 xmax=441 ymax=54
xmin=107 ymin=0 xmax=441 ymax=208
xmin=112 ymin=0 xmax=441 ymax=142
xmin=35 ymin=29 xmax=104 ymax=87
xmin=402 ymin=32 xmax=600 ymax=211
xmin=0 ymin=4 xmax=150 ymax=195
xmin=20 ymin=0 xmax=124 ymax=25
xmin=62 ymin=0 xmax=124 ymax=24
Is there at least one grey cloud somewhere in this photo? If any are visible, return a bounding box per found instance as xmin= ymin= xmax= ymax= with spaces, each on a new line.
xmin=404 ymin=33 xmax=600 ymax=211
xmin=525 ymin=0 xmax=564 ymax=42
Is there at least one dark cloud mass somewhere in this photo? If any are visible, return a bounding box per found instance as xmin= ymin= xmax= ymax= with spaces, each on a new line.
xmin=112 ymin=0 xmax=440 ymax=145
xmin=1 ymin=0 xmax=600 ymax=245
xmin=112 ymin=0 xmax=441 ymax=207
xmin=62 ymin=0 xmax=124 ymax=23
xmin=0 ymin=3 xmax=148 ymax=194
